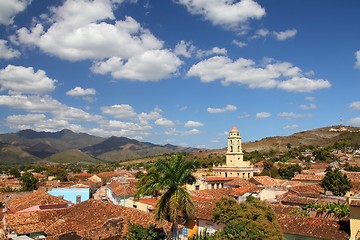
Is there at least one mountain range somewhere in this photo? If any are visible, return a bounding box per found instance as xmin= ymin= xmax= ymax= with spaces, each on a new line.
xmin=0 ymin=125 xmax=359 ymax=165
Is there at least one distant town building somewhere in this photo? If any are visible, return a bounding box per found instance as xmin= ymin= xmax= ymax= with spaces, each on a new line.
xmin=213 ymin=126 xmax=254 ymax=179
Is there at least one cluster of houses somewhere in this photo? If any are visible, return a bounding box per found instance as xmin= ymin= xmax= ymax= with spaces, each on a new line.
xmin=0 ymin=126 xmax=360 ymax=239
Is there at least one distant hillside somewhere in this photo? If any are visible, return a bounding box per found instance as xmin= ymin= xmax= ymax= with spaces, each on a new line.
xmin=82 ymin=136 xmax=197 ymax=162
xmin=0 ymin=129 xmax=198 ymax=165
xmin=0 ymin=129 xmax=104 ymax=151
xmin=44 ymin=149 xmax=105 ymax=165
xmin=243 ymin=125 xmax=360 ymax=152
xmin=0 ymin=142 xmax=39 ymax=165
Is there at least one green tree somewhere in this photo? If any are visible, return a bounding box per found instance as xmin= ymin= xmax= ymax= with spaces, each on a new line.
xmin=9 ymin=168 xmax=21 ymax=178
xmin=135 ymin=154 xmax=197 ymax=239
xmin=321 ymin=167 xmax=352 ymax=196
xmin=125 ymin=222 xmax=161 ymax=240
xmin=278 ymin=164 xmax=302 ymax=179
xmin=20 ymin=172 xmax=39 ymax=191
xmin=212 ymin=197 xmax=282 ymax=240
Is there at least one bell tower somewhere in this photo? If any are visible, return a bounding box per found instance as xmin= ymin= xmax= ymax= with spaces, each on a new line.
xmin=226 ymin=126 xmax=244 ymax=166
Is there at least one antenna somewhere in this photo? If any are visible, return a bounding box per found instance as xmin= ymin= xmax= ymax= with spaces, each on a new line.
xmin=340 ymin=116 xmax=343 ymax=126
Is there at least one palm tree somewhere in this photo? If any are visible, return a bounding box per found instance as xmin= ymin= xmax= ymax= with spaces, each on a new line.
xmin=136 ymin=154 xmax=197 ymax=239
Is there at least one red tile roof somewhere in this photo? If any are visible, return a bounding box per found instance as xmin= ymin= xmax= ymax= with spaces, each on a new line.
xmin=108 ymin=181 xmax=136 ymax=197
xmin=204 ymin=177 xmax=236 ymax=182
xmin=5 ymin=199 xmax=171 ymax=238
xmin=277 ymin=214 xmax=349 ymax=240
xmin=292 ymin=173 xmax=324 ymax=182
xmin=193 ymin=199 xmax=217 ymax=220
xmin=7 ymin=190 xmax=71 ymax=213
xmin=249 ymin=176 xmax=286 ymax=187
xmin=190 ymin=188 xmax=232 ymax=200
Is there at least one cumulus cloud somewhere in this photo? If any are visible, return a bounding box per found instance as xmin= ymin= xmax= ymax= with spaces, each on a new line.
xmin=101 ymin=104 xmax=138 ymax=120
xmin=273 ymin=29 xmax=297 ymax=40
xmin=66 ymin=87 xmax=96 ymax=96
xmin=155 ymin=118 xmax=175 ymax=127
xmin=232 ymin=40 xmax=247 ymax=48
xmin=174 ymin=40 xmax=196 ymax=58
xmin=183 ymin=129 xmax=201 ymax=135
xmin=176 ymin=0 xmax=265 ymax=29
xmin=283 ymin=124 xmax=299 ymax=129
xmin=299 ymin=103 xmax=317 ymax=110
xmin=207 ymin=104 xmax=237 ymax=113
xmin=256 ymin=112 xmax=271 ymax=119
xmin=185 ymin=120 xmax=203 ymax=127
xmin=277 ymin=77 xmax=331 ymax=92
xmin=355 ymin=50 xmax=360 ymax=69
xmin=250 ymin=28 xmax=269 ymax=39
xmin=350 ymin=101 xmax=360 ymax=111
xmin=196 ymin=47 xmax=227 ymax=58
xmin=305 ymin=96 xmax=316 ymax=101
xmin=0 ymin=0 xmax=31 ymax=25
xmin=91 ymin=50 xmax=182 ymax=81
xmin=349 ymin=117 xmax=360 ymax=127
xmin=0 ymin=65 xmax=56 ymax=94
xmin=0 ymin=40 xmax=21 ymax=59
xmin=13 ymin=0 xmax=183 ymax=82
xmin=278 ymin=112 xmax=311 ymax=120
xmin=187 ymin=56 xmax=331 ymax=92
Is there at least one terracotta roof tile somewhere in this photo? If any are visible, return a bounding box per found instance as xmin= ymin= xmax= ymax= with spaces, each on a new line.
xmin=190 ymin=188 xmax=232 ymax=200
xmin=277 ymin=214 xmax=349 ymax=240
xmin=292 ymin=173 xmax=324 ymax=181
xmin=249 ymin=176 xmax=286 ymax=187
xmin=193 ymin=199 xmax=217 ymax=220
xmin=8 ymin=190 xmax=71 ymax=213
xmin=204 ymin=177 xmax=236 ymax=182
xmin=5 ymin=199 xmax=171 ymax=238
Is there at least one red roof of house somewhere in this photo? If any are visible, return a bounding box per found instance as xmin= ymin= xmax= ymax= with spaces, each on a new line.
xmin=204 ymin=177 xmax=236 ymax=182
xmin=5 ymin=199 xmax=171 ymax=238
xmin=277 ymin=214 xmax=349 ymax=240
xmin=7 ymin=190 xmax=71 ymax=213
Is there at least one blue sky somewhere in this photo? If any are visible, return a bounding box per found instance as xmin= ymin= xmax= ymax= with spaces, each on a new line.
xmin=0 ymin=0 xmax=360 ymax=149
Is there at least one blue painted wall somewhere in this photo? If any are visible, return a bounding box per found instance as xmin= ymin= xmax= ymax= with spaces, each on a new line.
xmin=48 ymin=187 xmax=90 ymax=204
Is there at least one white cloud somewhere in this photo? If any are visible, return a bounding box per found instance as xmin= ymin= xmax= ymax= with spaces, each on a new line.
xmin=185 ymin=120 xmax=203 ymax=127
xmin=0 ymin=94 xmax=62 ymax=112
xmin=232 ymin=40 xmax=247 ymax=48
xmin=196 ymin=47 xmax=227 ymax=58
xmin=188 ymin=56 xmax=330 ymax=92
xmin=101 ymin=104 xmax=138 ymax=119
xmin=350 ymin=101 xmax=360 ymax=111
xmin=256 ymin=112 xmax=271 ymax=119
xmin=277 ymin=77 xmax=331 ymax=92
xmin=349 ymin=117 xmax=360 ymax=127
xmin=278 ymin=112 xmax=311 ymax=120
xmin=273 ymin=29 xmax=297 ymax=40
xmin=183 ymin=129 xmax=201 ymax=135
xmin=283 ymin=124 xmax=299 ymax=129
xmin=207 ymin=104 xmax=237 ymax=113
xmin=305 ymin=96 xmax=316 ymax=101
xmin=0 ymin=0 xmax=31 ymax=25
xmin=174 ymin=40 xmax=196 ymax=58
xmin=14 ymin=1 xmax=166 ymax=64
xmin=155 ymin=118 xmax=175 ymax=127
xmin=251 ymin=28 xmax=269 ymax=39
xmin=91 ymin=50 xmax=182 ymax=81
xmin=6 ymin=113 xmax=46 ymax=125
xmin=0 ymin=40 xmax=21 ymax=59
xmin=299 ymin=103 xmax=317 ymax=110
xmin=66 ymin=87 xmax=96 ymax=96
xmin=0 ymin=65 xmax=56 ymax=94
xmin=239 ymin=112 xmax=250 ymax=118
xmin=355 ymin=50 xmax=360 ymax=69
xmin=176 ymin=0 xmax=265 ymax=29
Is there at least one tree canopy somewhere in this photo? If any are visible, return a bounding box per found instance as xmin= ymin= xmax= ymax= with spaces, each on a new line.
xmin=321 ymin=167 xmax=352 ymax=196
xmin=135 ymin=153 xmax=197 ymax=239
xmin=211 ymin=197 xmax=282 ymax=240
xmin=20 ymin=172 xmax=39 ymax=191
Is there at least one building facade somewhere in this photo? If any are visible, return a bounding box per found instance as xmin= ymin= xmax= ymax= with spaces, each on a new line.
xmin=213 ymin=126 xmax=254 ymax=179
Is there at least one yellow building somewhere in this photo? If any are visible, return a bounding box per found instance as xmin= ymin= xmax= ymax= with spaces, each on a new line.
xmin=213 ymin=126 xmax=254 ymax=179
xmin=349 ymin=195 xmax=360 ymax=240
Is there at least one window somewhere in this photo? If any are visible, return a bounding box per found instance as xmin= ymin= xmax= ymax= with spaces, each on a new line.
xmin=195 ymin=185 xmax=200 ymax=190
xmin=133 ymin=204 xmax=137 ymax=209
xmin=76 ymin=195 xmax=81 ymax=204
xmin=242 ymin=173 xmax=245 ymax=179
